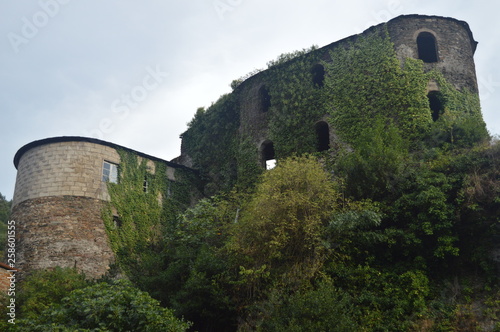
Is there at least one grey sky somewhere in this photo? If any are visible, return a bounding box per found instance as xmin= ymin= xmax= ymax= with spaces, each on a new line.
xmin=1 ymin=0 xmax=499 ymax=200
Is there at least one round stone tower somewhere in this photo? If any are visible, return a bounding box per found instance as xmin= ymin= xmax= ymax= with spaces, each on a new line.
xmin=386 ymin=14 xmax=479 ymax=93
xmin=10 ymin=137 xmax=120 ymax=278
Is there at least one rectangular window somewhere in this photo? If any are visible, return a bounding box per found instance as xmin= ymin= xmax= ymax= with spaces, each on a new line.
xmin=102 ymin=161 xmax=118 ymax=183
xmin=143 ymin=176 xmax=148 ymax=193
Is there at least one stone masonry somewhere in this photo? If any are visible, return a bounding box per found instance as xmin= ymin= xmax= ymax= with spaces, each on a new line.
xmin=13 ymin=140 xmax=121 ymax=207
xmin=11 ymin=137 xmax=185 ymax=279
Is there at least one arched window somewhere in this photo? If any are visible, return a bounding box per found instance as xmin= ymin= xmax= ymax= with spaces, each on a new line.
xmin=311 ymin=64 xmax=325 ymax=88
xmin=428 ymin=91 xmax=443 ymax=121
xmin=261 ymin=140 xmax=276 ymax=169
xmin=417 ymin=32 xmax=438 ymax=63
xmin=259 ymin=86 xmax=271 ymax=112
xmin=315 ymin=121 xmax=330 ymax=152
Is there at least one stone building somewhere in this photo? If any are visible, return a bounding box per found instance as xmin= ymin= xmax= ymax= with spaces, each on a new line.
xmin=10 ymin=14 xmax=487 ymax=278
xmin=177 ymin=14 xmax=482 ymax=193
xmin=10 ymin=136 xmax=193 ymax=278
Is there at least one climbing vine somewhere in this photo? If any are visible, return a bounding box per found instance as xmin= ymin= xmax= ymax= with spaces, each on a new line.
xmin=180 ymin=22 xmax=487 ymax=195
xmin=102 ymin=149 xmax=197 ymax=278
xmin=425 ymin=70 xmax=487 ymax=147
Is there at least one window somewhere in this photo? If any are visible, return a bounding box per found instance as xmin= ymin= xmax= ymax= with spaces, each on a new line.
xmin=315 ymin=121 xmax=330 ymax=152
xmin=311 ymin=64 xmax=325 ymax=88
xmin=259 ymin=86 xmax=271 ymax=112
xmin=261 ymin=140 xmax=276 ymax=169
xmin=166 ymin=180 xmax=173 ymax=198
xmin=143 ymin=176 xmax=148 ymax=193
xmin=113 ymin=215 xmax=122 ymax=228
xmin=102 ymin=161 xmax=118 ymax=183
xmin=417 ymin=32 xmax=438 ymax=63
xmin=266 ymin=159 xmax=276 ymax=170
xmin=428 ymin=91 xmax=443 ymax=121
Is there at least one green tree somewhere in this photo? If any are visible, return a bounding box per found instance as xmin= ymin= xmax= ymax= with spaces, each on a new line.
xmin=19 ymin=279 xmax=191 ymax=332
xmin=228 ymin=156 xmax=340 ymax=303
xmin=335 ymin=118 xmax=409 ymax=201
xmin=17 ymin=267 xmax=90 ymax=321
xmin=259 ymin=281 xmax=360 ymax=332
xmin=160 ymin=196 xmax=239 ymax=331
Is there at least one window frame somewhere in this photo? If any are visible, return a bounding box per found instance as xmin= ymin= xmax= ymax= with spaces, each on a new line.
xmin=102 ymin=161 xmax=119 ymax=184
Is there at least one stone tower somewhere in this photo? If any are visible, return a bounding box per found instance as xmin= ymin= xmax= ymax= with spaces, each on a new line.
xmin=10 ymin=15 xmax=484 ymax=278
xmin=10 ymin=137 xmax=185 ymax=278
xmin=177 ymin=14 xmax=481 ymax=193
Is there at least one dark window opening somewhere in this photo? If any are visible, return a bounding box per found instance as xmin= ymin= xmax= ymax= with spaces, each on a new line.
xmin=311 ymin=64 xmax=325 ymax=88
xmin=315 ymin=121 xmax=330 ymax=152
xmin=261 ymin=140 xmax=276 ymax=169
xmin=113 ymin=215 xmax=122 ymax=228
xmin=428 ymin=91 xmax=443 ymax=121
xmin=143 ymin=176 xmax=148 ymax=193
xmin=417 ymin=32 xmax=438 ymax=63
xmin=259 ymin=86 xmax=271 ymax=112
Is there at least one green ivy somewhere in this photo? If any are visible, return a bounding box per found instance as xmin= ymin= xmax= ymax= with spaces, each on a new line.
xmin=181 ymin=23 xmax=486 ymax=195
xmin=102 ymin=150 xmax=196 ymax=281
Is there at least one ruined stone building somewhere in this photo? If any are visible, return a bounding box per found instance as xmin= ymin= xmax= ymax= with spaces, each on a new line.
xmin=10 ymin=14 xmax=486 ymax=278
xmin=10 ymin=137 xmax=194 ymax=278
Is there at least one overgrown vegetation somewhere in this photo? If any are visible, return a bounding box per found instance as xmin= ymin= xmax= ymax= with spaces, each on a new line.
xmin=8 ymin=22 xmax=499 ymax=331
xmin=0 ymin=268 xmax=191 ymax=331
xmin=0 ymin=193 xmax=11 ymax=258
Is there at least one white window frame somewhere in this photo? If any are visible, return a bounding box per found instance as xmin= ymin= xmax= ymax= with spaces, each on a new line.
xmin=102 ymin=161 xmax=118 ymax=184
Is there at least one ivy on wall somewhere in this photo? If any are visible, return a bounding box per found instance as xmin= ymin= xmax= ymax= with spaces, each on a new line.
xmin=180 ymin=23 xmax=488 ymax=195
xmin=102 ymin=150 xmax=196 ymax=278
xmin=325 ymin=29 xmax=432 ymax=144
xmin=180 ymin=93 xmax=241 ymax=194
xmin=265 ymin=50 xmax=329 ymax=158
xmin=424 ymin=71 xmax=487 ymax=147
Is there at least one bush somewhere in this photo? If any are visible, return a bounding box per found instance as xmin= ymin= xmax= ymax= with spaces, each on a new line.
xmin=19 ymin=279 xmax=191 ymax=331
xmin=17 ymin=267 xmax=90 ymax=320
xmin=259 ymin=281 xmax=360 ymax=332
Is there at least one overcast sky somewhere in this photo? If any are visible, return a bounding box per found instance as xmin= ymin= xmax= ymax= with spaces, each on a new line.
xmin=1 ymin=0 xmax=499 ymax=200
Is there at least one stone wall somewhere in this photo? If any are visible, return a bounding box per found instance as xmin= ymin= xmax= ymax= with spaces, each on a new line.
xmin=214 ymin=15 xmax=479 ymax=170
xmin=10 ymin=137 xmax=187 ymax=279
xmin=387 ymin=15 xmax=478 ymax=93
xmin=10 ymin=196 xmax=114 ymax=279
xmin=13 ymin=141 xmax=120 ymax=207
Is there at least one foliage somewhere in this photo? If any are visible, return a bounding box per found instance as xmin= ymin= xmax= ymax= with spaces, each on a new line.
xmin=19 ymin=279 xmax=191 ymax=331
xmin=102 ymin=150 xmax=165 ymax=283
xmin=334 ymin=118 xmax=409 ymax=200
xmin=325 ymin=30 xmax=431 ymax=144
xmin=102 ymin=149 xmax=197 ymax=291
xmin=160 ymin=196 xmax=239 ymax=331
xmin=230 ymin=68 xmax=264 ymax=90
xmin=259 ymin=281 xmax=360 ymax=332
xmin=266 ymin=45 xmax=318 ymax=68
xmin=229 ymin=156 xmax=339 ymax=298
xmin=180 ymin=93 xmax=240 ymax=194
xmin=320 ymin=263 xmax=431 ymax=330
xmin=265 ymin=50 xmax=328 ymax=158
xmin=17 ymin=267 xmax=90 ymax=321
xmin=0 ymin=193 xmax=11 ymax=258
xmin=0 ymin=193 xmax=11 ymax=223
xmin=85 ymin=19 xmax=497 ymax=331
xmin=424 ymin=72 xmax=488 ymax=148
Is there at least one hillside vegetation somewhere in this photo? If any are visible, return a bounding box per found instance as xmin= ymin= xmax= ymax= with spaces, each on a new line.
xmin=3 ymin=25 xmax=500 ymax=331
